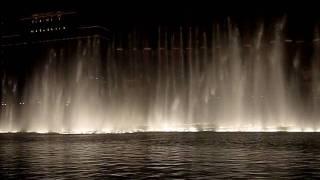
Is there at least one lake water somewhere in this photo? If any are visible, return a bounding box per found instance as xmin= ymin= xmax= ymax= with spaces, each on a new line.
xmin=0 ymin=132 xmax=320 ymax=179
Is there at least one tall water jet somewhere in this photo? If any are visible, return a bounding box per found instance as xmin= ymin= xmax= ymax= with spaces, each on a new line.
xmin=0 ymin=75 xmax=18 ymax=132
xmin=312 ymin=27 xmax=320 ymax=128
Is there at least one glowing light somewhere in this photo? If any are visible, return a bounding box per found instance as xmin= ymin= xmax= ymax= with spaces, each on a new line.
xmin=1 ymin=125 xmax=320 ymax=134
xmin=143 ymin=47 xmax=152 ymax=51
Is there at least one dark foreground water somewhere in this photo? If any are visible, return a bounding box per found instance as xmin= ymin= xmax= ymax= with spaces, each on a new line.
xmin=0 ymin=133 xmax=320 ymax=179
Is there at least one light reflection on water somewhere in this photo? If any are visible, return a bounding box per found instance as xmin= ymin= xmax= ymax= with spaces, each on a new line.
xmin=0 ymin=132 xmax=320 ymax=179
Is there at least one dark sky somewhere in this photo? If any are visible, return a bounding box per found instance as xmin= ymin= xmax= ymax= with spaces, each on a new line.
xmin=1 ymin=0 xmax=318 ymax=22
xmin=0 ymin=0 xmax=318 ymax=79
xmin=1 ymin=0 xmax=319 ymax=41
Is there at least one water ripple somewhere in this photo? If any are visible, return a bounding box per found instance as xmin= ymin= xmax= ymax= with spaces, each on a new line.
xmin=0 ymin=132 xmax=320 ymax=179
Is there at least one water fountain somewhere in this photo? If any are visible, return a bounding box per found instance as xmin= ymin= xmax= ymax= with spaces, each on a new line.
xmin=0 ymin=19 xmax=319 ymax=133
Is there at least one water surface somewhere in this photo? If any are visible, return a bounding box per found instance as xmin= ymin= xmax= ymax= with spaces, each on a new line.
xmin=0 ymin=132 xmax=320 ymax=179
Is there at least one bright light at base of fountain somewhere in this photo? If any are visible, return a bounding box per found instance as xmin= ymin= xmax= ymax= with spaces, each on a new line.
xmin=1 ymin=126 xmax=320 ymax=134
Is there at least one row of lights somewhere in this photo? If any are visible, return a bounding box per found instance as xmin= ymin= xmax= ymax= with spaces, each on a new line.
xmin=2 ymin=103 xmax=69 ymax=106
xmin=1 ymin=102 xmax=25 ymax=106
xmin=31 ymin=17 xmax=61 ymax=24
xmin=1 ymin=102 xmax=70 ymax=106
xmin=30 ymin=26 xmax=66 ymax=33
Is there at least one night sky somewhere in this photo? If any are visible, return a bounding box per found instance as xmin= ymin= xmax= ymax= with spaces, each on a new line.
xmin=1 ymin=1 xmax=319 ymax=32
xmin=1 ymin=1 xmax=319 ymax=73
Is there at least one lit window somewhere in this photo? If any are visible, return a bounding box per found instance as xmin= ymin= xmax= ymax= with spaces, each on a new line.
xmin=31 ymin=30 xmax=34 ymax=33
